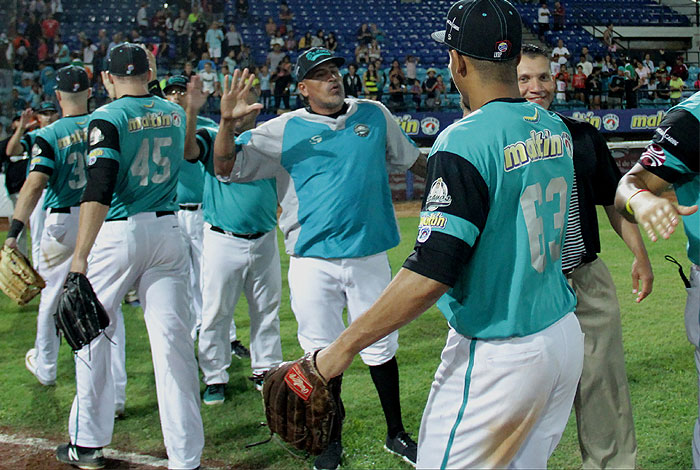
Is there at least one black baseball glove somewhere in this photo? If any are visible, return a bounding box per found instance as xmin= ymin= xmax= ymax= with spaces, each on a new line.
xmin=54 ymin=272 xmax=110 ymax=351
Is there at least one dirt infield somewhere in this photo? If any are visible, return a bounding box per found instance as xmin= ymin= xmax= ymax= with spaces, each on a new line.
xmin=393 ymin=200 xmax=422 ymax=218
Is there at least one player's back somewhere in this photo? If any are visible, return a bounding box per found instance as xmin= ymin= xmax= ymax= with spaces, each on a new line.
xmin=31 ymin=114 xmax=89 ymax=209
xmin=432 ymin=100 xmax=576 ymax=339
xmin=88 ymin=95 xmax=185 ymax=219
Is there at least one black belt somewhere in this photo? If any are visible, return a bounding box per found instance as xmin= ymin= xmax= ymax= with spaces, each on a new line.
xmin=179 ymin=204 xmax=201 ymax=211
xmin=50 ymin=207 xmax=73 ymax=214
xmin=106 ymin=210 xmax=175 ymax=222
xmin=210 ymin=225 xmax=265 ymax=240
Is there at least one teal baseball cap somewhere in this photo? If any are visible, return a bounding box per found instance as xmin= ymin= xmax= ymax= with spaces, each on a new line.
xmin=163 ymin=75 xmax=188 ymax=93
xmin=294 ymin=47 xmax=345 ymax=80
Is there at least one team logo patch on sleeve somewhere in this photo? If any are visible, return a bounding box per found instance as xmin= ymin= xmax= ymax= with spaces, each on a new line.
xmin=31 ymin=144 xmax=42 ymax=157
xmin=640 ymin=144 xmax=666 ymax=167
xmin=284 ymin=363 xmax=313 ymax=401
xmin=89 ymin=127 xmax=104 ymax=146
xmin=425 ymin=177 xmax=452 ymax=211
xmin=354 ymin=124 xmax=370 ymax=137
xmin=417 ymin=226 xmax=432 ymax=243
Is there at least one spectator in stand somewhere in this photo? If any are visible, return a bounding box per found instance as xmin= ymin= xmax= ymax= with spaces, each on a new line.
xmin=174 ymin=9 xmax=192 ymax=59
xmin=587 ymin=67 xmax=602 ymax=109
xmin=191 ymin=37 xmax=207 ymax=63
xmin=603 ymin=54 xmax=615 ymax=73
xmin=624 ymin=70 xmax=640 ymax=109
xmin=550 ymin=54 xmax=561 ymax=76
xmin=285 ymin=30 xmax=298 ymax=52
xmin=577 ymin=54 xmax=593 ymax=77
xmin=553 ymin=1 xmax=565 ymax=31
xmin=156 ymin=30 xmax=170 ymax=67
xmin=671 ymin=56 xmax=689 ymax=81
xmin=694 ymin=73 xmax=700 ymax=91
xmin=388 ymin=74 xmax=406 ymax=112
xmin=656 ymin=73 xmax=670 ymax=100
xmin=580 ymin=46 xmax=593 ymax=63
xmin=357 ymin=23 xmax=373 ymax=46
xmin=642 ymin=53 xmax=655 ymax=74
xmin=137 ymin=2 xmax=149 ymax=34
xmin=54 ymin=36 xmax=69 ymax=65
xmin=223 ymin=49 xmax=237 ymax=71
xmin=183 ymin=61 xmax=196 ymax=80
xmin=389 ymin=59 xmax=405 ymax=85
xmin=646 ymin=75 xmax=658 ymax=100
xmin=434 ymin=74 xmax=446 ymax=108
xmin=608 ymin=67 xmax=625 ymax=108
xmin=657 ymin=59 xmax=670 ymax=74
xmin=37 ymin=38 xmax=49 ymax=63
xmin=11 ymin=89 xmax=26 ymax=114
xmin=279 ymin=1 xmax=294 ymax=22
xmin=374 ymin=59 xmax=387 ymax=103
xmin=537 ymin=2 xmax=550 ymax=41
xmin=552 ymin=40 xmax=570 ymax=65
xmin=369 ymin=23 xmax=385 ymax=43
xmin=197 ymin=51 xmax=216 ymax=70
xmin=108 ymin=33 xmax=122 ymax=53
xmin=571 ymin=64 xmax=587 ymax=103
xmin=368 ymin=39 xmax=382 ymax=63
xmin=299 ymin=31 xmax=313 ymax=50
xmin=555 ymin=64 xmax=570 ymax=101
xmin=355 ymin=42 xmax=369 ymax=65
xmin=272 ymin=59 xmax=292 ymax=111
xmin=236 ymin=0 xmax=249 ymax=18
xmin=669 ymin=72 xmax=684 ymax=104
xmin=27 ymin=82 xmax=41 ymax=109
xmin=325 ymin=32 xmax=337 ymax=52
xmin=225 ymin=24 xmax=243 ymax=56
xmin=603 ymin=23 xmax=616 ymax=53
xmin=38 ymin=62 xmax=56 ymax=96
xmin=363 ymin=62 xmax=380 ymax=100
xmin=270 ymin=31 xmax=284 ymax=49
xmin=258 ymin=64 xmax=272 ymax=112
xmin=311 ymin=30 xmax=325 ymax=48
xmin=634 ymin=58 xmax=650 ymax=87
xmin=50 ymin=0 xmax=63 ymax=21
xmin=82 ymin=38 xmax=97 ymax=75
xmin=422 ymin=67 xmax=438 ymax=110
xmin=343 ymin=63 xmax=362 ymax=97
xmin=267 ymin=43 xmax=285 ymax=72
xmin=265 ymin=17 xmax=277 ymax=36
xmin=405 ymin=55 xmax=419 ymax=82
xmin=237 ymin=44 xmax=252 ymax=69
xmin=151 ymin=8 xmax=167 ymax=34
xmin=409 ymin=78 xmax=421 ymax=110
xmin=199 ymin=60 xmax=220 ymax=112
xmin=205 ymin=21 xmax=224 ymax=64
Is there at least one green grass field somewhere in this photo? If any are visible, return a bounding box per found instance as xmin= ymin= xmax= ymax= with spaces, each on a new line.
xmin=0 ymin=207 xmax=694 ymax=469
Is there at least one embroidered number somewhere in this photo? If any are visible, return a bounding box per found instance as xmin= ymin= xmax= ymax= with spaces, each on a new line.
xmin=66 ymin=151 xmax=87 ymax=190
xmin=131 ymin=137 xmax=172 ymax=186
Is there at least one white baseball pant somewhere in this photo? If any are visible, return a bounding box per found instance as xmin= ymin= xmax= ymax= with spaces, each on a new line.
xmin=287 ymin=252 xmax=398 ymax=366
xmin=68 ymin=213 xmax=203 ymax=470
xmin=684 ymin=265 xmax=700 ymax=469
xmin=29 ymin=189 xmax=47 ymax=270
xmin=417 ymin=312 xmax=584 ymax=469
xmin=32 ymin=208 xmax=126 ymax=398
xmin=177 ymin=208 xmax=203 ymax=337
xmin=198 ymin=226 xmax=282 ymax=382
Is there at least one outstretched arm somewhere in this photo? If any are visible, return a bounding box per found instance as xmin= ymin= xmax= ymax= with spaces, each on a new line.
xmin=184 ymin=75 xmax=208 ymax=161
xmin=5 ymin=108 xmax=33 ymax=156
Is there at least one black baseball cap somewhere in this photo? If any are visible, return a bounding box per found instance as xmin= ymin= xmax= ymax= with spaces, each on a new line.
xmin=35 ymin=101 xmax=58 ymax=114
xmin=431 ymin=0 xmax=522 ymax=62
xmin=108 ymin=42 xmax=150 ymax=76
xmin=55 ymin=65 xmax=90 ymax=93
xmin=163 ymin=75 xmax=188 ymax=93
xmin=294 ymin=47 xmax=345 ymax=80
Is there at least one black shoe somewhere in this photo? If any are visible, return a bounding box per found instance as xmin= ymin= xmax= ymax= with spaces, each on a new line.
xmin=231 ymin=340 xmax=250 ymax=359
xmin=313 ymin=440 xmax=342 ymax=470
xmin=56 ymin=443 xmax=106 ymax=469
xmin=248 ymin=372 xmax=266 ymax=392
xmin=384 ymin=431 xmax=417 ymax=467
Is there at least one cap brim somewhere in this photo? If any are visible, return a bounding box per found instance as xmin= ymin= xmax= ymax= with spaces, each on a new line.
xmin=302 ymin=56 xmax=345 ymax=80
xmin=431 ymin=30 xmax=446 ymax=45
xmin=163 ymin=85 xmax=187 ymax=93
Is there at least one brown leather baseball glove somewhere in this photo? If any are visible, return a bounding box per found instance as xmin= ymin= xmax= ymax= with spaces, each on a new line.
xmin=0 ymin=245 xmax=45 ymax=305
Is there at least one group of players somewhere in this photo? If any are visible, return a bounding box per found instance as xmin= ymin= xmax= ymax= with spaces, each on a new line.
xmin=4 ymin=0 xmax=699 ymax=469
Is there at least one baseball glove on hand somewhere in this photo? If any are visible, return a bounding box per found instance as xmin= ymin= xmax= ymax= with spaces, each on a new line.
xmin=54 ymin=272 xmax=110 ymax=351
xmin=0 ymin=245 xmax=45 ymax=305
xmin=263 ymin=351 xmax=341 ymax=455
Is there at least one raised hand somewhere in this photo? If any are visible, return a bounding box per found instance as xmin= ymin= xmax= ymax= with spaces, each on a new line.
xmin=631 ymin=193 xmax=698 ymax=242
xmin=219 ymin=68 xmax=263 ymax=122
xmin=186 ymin=75 xmax=208 ymax=113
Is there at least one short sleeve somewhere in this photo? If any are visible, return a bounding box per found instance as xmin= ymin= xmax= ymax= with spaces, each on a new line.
xmin=375 ymin=101 xmax=420 ymax=173
xmin=87 ymin=118 xmax=121 ymax=164
xmin=640 ymin=108 xmax=699 ymax=183
xmin=28 ymin=135 xmax=55 ymax=176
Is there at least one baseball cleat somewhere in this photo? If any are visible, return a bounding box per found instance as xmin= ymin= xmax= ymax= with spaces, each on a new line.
xmin=115 ymin=405 xmax=125 ymax=419
xmin=56 ymin=443 xmax=106 ymax=469
xmin=248 ymin=372 xmax=266 ymax=392
xmin=231 ymin=340 xmax=250 ymax=359
xmin=384 ymin=431 xmax=417 ymax=467
xmin=313 ymin=439 xmax=343 ymax=470
xmin=25 ymin=348 xmax=55 ymax=386
xmin=203 ymin=383 xmax=225 ymax=405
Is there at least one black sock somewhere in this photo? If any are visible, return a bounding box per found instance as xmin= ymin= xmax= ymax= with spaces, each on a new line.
xmin=369 ymin=356 xmax=404 ymax=439
xmin=329 ymin=375 xmax=344 ymax=442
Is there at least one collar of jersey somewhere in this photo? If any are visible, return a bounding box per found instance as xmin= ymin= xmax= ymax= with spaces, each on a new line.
xmin=304 ymin=102 xmax=349 ymax=120
xmin=116 ymin=94 xmax=152 ymax=100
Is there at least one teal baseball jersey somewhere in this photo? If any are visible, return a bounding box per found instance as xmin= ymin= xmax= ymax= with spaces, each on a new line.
xmin=403 ymin=99 xmax=577 ymax=339
xmin=176 ymin=116 xmax=217 ymax=205
xmin=639 ymin=91 xmax=700 ymax=265
xmin=86 ymin=95 xmax=185 ymax=219
xmin=27 ymin=114 xmax=89 ymax=209
xmin=195 ymin=126 xmax=277 ymax=234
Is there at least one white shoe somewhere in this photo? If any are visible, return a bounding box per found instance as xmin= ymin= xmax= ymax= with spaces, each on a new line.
xmin=25 ymin=348 xmax=55 ymax=386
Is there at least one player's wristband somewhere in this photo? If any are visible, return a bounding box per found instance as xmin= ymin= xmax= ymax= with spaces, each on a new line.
xmin=7 ymin=219 xmax=25 ymax=239
xmin=625 ymin=189 xmax=650 ymax=215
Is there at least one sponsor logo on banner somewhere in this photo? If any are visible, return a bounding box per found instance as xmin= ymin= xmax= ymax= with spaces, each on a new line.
xmin=602 ymin=113 xmax=620 ymax=131
xmin=426 ymin=177 xmax=452 ymax=211
xmin=284 ymin=363 xmax=313 ymax=401
xmin=395 ymin=115 xmax=420 ymax=135
xmin=420 ymin=117 xmax=440 ymax=136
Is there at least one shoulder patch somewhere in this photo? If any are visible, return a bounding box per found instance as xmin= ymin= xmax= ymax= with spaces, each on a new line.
xmin=425 ymin=177 xmax=452 ymax=211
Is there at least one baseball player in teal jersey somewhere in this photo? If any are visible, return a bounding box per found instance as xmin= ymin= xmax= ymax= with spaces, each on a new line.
xmin=214 ymin=61 xmax=425 ymax=469
xmin=616 ymin=91 xmax=700 ymax=468
xmin=289 ymin=1 xmax=584 ymax=468
xmin=183 ymin=76 xmax=283 ymax=404
xmin=5 ymin=66 xmax=91 ymax=387
xmin=55 ymin=44 xmax=203 ymax=470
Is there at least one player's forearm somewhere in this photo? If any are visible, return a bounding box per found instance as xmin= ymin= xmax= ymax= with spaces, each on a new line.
xmin=10 ymin=173 xmax=49 ymax=226
xmin=70 ymin=201 xmax=110 ymax=274
xmin=6 ymin=126 xmax=26 ymax=156
xmin=213 ymin=116 xmax=238 ymax=177
xmin=615 ymin=164 xmax=668 ymax=221
xmin=605 ymin=205 xmax=650 ymax=261
xmin=317 ymin=268 xmax=449 ymax=380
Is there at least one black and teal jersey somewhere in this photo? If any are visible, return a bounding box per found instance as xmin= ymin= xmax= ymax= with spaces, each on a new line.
xmin=196 ymin=126 xmax=277 ymax=234
xmin=86 ymin=95 xmax=185 ymax=219
xmin=639 ymin=91 xmax=700 ymax=265
xmin=27 ymin=114 xmax=89 ymax=209
xmin=176 ymin=115 xmax=217 ymax=205
xmin=403 ymin=99 xmax=577 ymax=339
